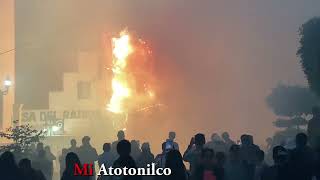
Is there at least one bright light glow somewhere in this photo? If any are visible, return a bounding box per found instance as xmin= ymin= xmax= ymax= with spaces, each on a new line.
xmin=107 ymin=31 xmax=133 ymax=113
xmin=4 ymin=79 xmax=12 ymax=87
xmin=106 ymin=29 xmax=158 ymax=120
xmin=52 ymin=126 xmax=60 ymax=132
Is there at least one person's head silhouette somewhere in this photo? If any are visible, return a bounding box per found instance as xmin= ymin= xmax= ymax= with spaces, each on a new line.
xmin=117 ymin=130 xmax=125 ymax=141
xmin=117 ymin=140 xmax=131 ymax=157
xmin=38 ymin=150 xmax=46 ymax=158
xmin=169 ymin=131 xmax=176 ymax=141
xmin=103 ymin=143 xmax=111 ymax=152
xmin=70 ymin=139 xmax=77 ymax=147
xmin=44 ymin=146 xmax=51 ymax=153
xmin=82 ymin=136 xmax=91 ymax=146
xmin=222 ymin=132 xmax=230 ymax=141
xmin=240 ymin=134 xmax=251 ymax=146
xmin=36 ymin=142 xmax=44 ymax=152
xmin=64 ymin=152 xmax=82 ymax=173
xmin=131 ymin=140 xmax=140 ymax=149
xmin=295 ymin=133 xmax=308 ymax=148
xmin=211 ymin=133 xmax=221 ymax=142
xmin=141 ymin=142 xmax=150 ymax=153
xmin=195 ymin=133 xmax=206 ymax=148
xmin=266 ymin=137 xmax=273 ymax=145
xmin=0 ymin=151 xmax=17 ymax=169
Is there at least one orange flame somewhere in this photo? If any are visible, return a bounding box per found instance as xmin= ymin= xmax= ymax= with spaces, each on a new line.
xmin=107 ymin=31 xmax=133 ymax=113
xmin=107 ymin=30 xmax=157 ymax=117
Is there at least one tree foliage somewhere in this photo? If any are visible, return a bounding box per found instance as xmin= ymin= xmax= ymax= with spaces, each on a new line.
xmin=266 ymin=84 xmax=318 ymax=117
xmin=0 ymin=121 xmax=45 ymax=152
xmin=297 ymin=17 xmax=320 ymax=96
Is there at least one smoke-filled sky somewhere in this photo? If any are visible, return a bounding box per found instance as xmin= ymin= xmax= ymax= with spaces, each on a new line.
xmin=100 ymin=0 xmax=320 ymax=145
xmin=2 ymin=0 xmax=320 ymax=148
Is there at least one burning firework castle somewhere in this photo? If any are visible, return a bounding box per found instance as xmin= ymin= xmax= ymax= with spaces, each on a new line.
xmin=106 ymin=30 xmax=157 ymax=130
xmin=0 ymin=1 xmax=158 ymax=139
xmin=2 ymin=25 xmax=156 ymax=139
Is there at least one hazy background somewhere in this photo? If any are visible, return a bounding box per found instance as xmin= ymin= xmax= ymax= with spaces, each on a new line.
xmin=4 ymin=0 xmax=320 ymax=150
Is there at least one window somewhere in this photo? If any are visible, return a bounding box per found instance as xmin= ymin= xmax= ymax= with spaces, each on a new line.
xmin=77 ymin=81 xmax=91 ymax=99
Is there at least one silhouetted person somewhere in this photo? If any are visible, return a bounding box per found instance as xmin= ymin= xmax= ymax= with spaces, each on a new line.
xmin=154 ymin=142 xmax=167 ymax=168
xmin=137 ymin=142 xmax=154 ymax=167
xmin=206 ymin=133 xmax=227 ymax=153
xmin=98 ymin=143 xmax=114 ymax=168
xmin=44 ymin=146 xmax=56 ymax=180
xmin=239 ymin=134 xmax=260 ymax=180
xmin=183 ymin=133 xmax=206 ymax=175
xmin=33 ymin=142 xmax=44 ymax=160
xmin=0 ymin=151 xmax=23 ymax=180
xmin=265 ymin=137 xmax=273 ymax=151
xmin=131 ymin=140 xmax=141 ymax=161
xmin=19 ymin=158 xmax=46 ymax=180
xmin=261 ymin=146 xmax=290 ymax=180
xmin=288 ymin=133 xmax=314 ymax=180
xmin=113 ymin=140 xmax=141 ymax=180
xmin=61 ymin=152 xmax=89 ymax=180
xmin=308 ymin=106 xmax=320 ymax=149
xmin=68 ymin=139 xmax=79 ymax=153
xmin=112 ymin=130 xmax=126 ymax=156
xmin=33 ymin=149 xmax=53 ymax=180
xmin=192 ymin=148 xmax=224 ymax=180
xmin=253 ymin=150 xmax=268 ymax=180
xmin=224 ymin=144 xmax=250 ymax=180
xmin=30 ymin=143 xmax=37 ymax=153
xmin=59 ymin=148 xmax=68 ymax=178
xmin=166 ymin=131 xmax=179 ymax=150
xmin=240 ymin=134 xmax=260 ymax=163
xmin=137 ymin=143 xmax=154 ymax=180
xmin=98 ymin=143 xmax=113 ymax=180
xmin=165 ymin=150 xmax=187 ymax=180
xmin=222 ymin=132 xmax=235 ymax=150
xmin=78 ymin=136 xmax=98 ymax=180
xmin=45 ymin=146 xmax=56 ymax=161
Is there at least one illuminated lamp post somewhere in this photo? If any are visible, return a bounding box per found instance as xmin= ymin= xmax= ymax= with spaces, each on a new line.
xmin=1 ymin=78 xmax=12 ymax=95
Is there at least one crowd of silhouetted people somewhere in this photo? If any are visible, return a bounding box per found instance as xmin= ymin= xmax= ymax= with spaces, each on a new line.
xmin=1 ymin=107 xmax=320 ymax=180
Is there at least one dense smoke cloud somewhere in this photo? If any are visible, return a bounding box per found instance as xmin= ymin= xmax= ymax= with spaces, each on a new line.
xmin=13 ymin=0 xmax=320 ymax=150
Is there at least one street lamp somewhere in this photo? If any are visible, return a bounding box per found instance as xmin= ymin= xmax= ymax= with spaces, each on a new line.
xmin=1 ymin=78 xmax=12 ymax=95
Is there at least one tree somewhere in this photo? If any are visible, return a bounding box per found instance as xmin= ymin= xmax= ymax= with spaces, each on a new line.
xmin=0 ymin=121 xmax=45 ymax=152
xmin=266 ymin=84 xmax=318 ymax=128
xmin=297 ymin=17 xmax=320 ymax=96
xmin=266 ymin=84 xmax=318 ymax=146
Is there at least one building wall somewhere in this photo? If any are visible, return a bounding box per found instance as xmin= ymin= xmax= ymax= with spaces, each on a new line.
xmin=14 ymin=1 xmax=106 ymax=109
xmin=0 ymin=0 xmax=15 ymax=130
xmin=49 ymin=51 xmax=107 ymax=110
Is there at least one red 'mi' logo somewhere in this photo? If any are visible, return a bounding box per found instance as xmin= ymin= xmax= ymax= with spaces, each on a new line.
xmin=74 ymin=163 xmax=94 ymax=176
